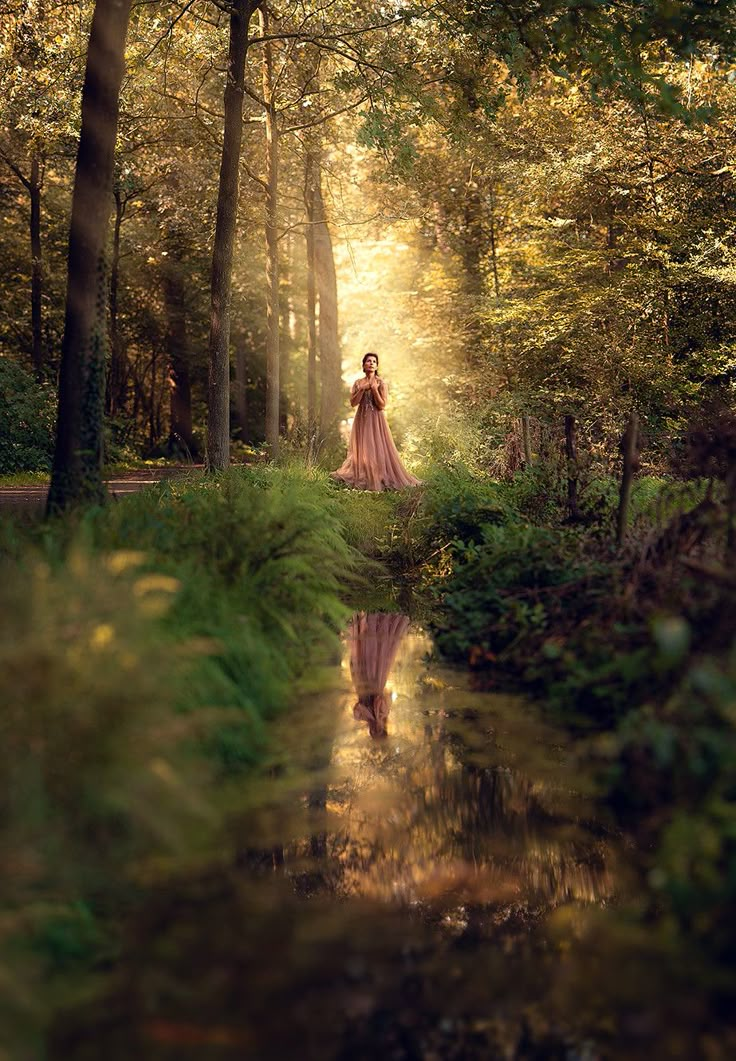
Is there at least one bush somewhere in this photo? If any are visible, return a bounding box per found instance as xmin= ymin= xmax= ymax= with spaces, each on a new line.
xmin=418 ymin=462 xmax=512 ymax=547
xmin=88 ymin=468 xmax=359 ymax=750
xmin=598 ymin=620 xmax=736 ymax=966
xmin=0 ymin=357 xmax=56 ymax=473
xmin=0 ymin=465 xmax=363 ymax=1044
xmin=430 ymin=522 xmax=611 ymax=668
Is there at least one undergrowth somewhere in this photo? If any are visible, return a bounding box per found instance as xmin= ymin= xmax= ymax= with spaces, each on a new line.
xmin=0 ymin=465 xmax=362 ymax=1046
xmin=387 ymin=454 xmax=736 ymax=993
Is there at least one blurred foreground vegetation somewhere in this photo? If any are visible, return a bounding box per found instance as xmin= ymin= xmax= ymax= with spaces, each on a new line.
xmin=0 ymin=466 xmax=365 ymax=1051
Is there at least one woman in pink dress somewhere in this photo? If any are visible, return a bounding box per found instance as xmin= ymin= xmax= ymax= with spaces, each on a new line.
xmin=331 ymin=353 xmax=422 ymax=491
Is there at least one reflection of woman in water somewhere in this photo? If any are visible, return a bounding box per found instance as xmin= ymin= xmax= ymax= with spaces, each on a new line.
xmin=347 ymin=612 xmax=411 ymax=739
xmin=331 ymin=353 xmax=422 ymax=492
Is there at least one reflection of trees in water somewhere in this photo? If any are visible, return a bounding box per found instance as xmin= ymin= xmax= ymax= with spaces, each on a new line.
xmin=280 ymin=613 xmax=614 ymax=918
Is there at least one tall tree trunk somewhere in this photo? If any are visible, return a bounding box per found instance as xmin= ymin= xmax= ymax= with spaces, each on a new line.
xmin=460 ymin=176 xmax=484 ymax=356
xmin=617 ymin=412 xmax=640 ymax=546
xmin=304 ymin=150 xmax=318 ymax=449
xmin=726 ymin=463 xmax=736 ymax=564
xmin=488 ymin=180 xmax=500 ymax=300
xmin=261 ymin=5 xmax=280 ymax=458
xmin=149 ymin=346 xmax=158 ymax=451
xmin=206 ymin=0 xmax=254 ymax=471
xmin=47 ymin=0 xmax=132 ymax=514
xmin=280 ymin=213 xmax=294 ymax=436
xmin=564 ymin=414 xmax=580 ymax=522
xmin=234 ymin=336 xmax=248 ymax=443
xmin=30 ymin=151 xmax=44 ymax=376
xmin=163 ymin=237 xmax=194 ymax=456
xmin=521 ymin=415 xmax=533 ymax=467
xmin=313 ymin=173 xmax=340 ymax=440
xmin=106 ymin=183 xmax=126 ymax=415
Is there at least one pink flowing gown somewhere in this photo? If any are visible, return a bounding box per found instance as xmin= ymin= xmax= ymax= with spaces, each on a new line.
xmin=331 ymin=377 xmax=422 ymax=492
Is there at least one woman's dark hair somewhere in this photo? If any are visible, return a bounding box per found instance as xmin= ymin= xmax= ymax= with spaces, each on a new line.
xmin=362 ymin=351 xmax=379 ymax=367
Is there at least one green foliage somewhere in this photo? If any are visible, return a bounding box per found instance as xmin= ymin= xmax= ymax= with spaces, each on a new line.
xmin=0 ymin=465 xmax=363 ymax=1041
xmin=0 ymin=358 xmax=56 ymax=473
xmin=432 ymin=522 xmax=610 ymax=667
xmin=0 ymin=543 xmax=213 ymax=1029
xmin=599 ymin=627 xmax=736 ymax=963
xmin=90 ymin=468 xmax=358 ymax=747
xmin=418 ymin=461 xmax=512 ymax=547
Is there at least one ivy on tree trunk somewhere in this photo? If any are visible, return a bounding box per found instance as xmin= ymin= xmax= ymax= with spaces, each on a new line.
xmin=47 ymin=0 xmax=133 ymax=514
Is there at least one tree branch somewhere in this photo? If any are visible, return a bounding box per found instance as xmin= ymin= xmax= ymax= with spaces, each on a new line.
xmin=283 ymin=92 xmax=371 ymax=133
xmin=0 ymin=147 xmax=30 ymax=190
xmin=242 ymin=159 xmax=268 ymax=192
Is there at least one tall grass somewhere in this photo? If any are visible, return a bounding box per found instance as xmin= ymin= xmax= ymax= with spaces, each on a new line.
xmin=0 ymin=466 xmax=362 ymax=1049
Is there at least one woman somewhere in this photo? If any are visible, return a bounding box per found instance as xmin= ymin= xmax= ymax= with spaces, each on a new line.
xmin=331 ymin=352 xmax=422 ymax=491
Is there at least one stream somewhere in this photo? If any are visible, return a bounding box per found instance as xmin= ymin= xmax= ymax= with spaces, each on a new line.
xmin=55 ymin=611 xmax=638 ymax=1060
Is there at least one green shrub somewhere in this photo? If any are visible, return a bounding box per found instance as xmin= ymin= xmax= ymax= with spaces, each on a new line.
xmin=0 ymin=357 xmax=56 ymax=473
xmin=599 ymin=626 xmax=736 ymax=964
xmin=430 ymin=522 xmax=608 ymax=665
xmin=88 ymin=469 xmax=358 ymax=744
xmin=419 ymin=462 xmax=512 ymax=547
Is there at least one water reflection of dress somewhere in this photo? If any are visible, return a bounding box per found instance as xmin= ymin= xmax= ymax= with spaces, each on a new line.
xmin=347 ymin=612 xmax=410 ymax=739
xmin=331 ymin=380 xmax=422 ymax=492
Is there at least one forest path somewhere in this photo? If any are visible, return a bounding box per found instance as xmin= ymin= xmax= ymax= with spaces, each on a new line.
xmin=0 ymin=464 xmax=201 ymax=513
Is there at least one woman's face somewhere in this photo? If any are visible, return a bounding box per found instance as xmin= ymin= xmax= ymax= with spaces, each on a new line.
xmin=363 ymin=355 xmax=378 ymax=374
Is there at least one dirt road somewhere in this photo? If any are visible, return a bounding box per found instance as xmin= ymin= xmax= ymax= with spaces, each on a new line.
xmin=0 ymin=466 xmax=199 ymax=515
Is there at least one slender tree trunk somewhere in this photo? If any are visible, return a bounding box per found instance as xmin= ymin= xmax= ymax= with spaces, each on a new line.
xmin=261 ymin=5 xmax=280 ymax=458
xmin=521 ymin=415 xmax=532 ymax=467
xmin=47 ymin=0 xmax=133 ymax=514
xmin=30 ymin=151 xmax=44 ymax=376
xmin=304 ymin=150 xmax=318 ymax=448
xmin=206 ymin=0 xmax=254 ymax=471
xmin=617 ymin=412 xmax=640 ymax=546
xmin=163 ymin=238 xmax=194 ymax=456
xmin=106 ymin=183 xmax=126 ymax=415
xmin=313 ymin=173 xmax=341 ymax=440
xmin=488 ymin=180 xmax=500 ymax=300
xmin=280 ymin=214 xmax=294 ymax=435
xmin=726 ymin=464 xmax=736 ymax=564
xmin=564 ymin=414 xmax=580 ymax=522
xmin=460 ymin=175 xmax=484 ymax=356
xmin=149 ymin=346 xmax=157 ymax=451
xmin=234 ymin=337 xmax=248 ymax=442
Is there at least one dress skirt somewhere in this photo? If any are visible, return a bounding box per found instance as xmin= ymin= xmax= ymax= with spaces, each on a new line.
xmin=331 ymin=385 xmax=422 ymax=492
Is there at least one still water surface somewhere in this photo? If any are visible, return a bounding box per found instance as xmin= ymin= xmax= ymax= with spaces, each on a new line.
xmin=262 ymin=611 xmax=615 ymax=916
xmin=59 ymin=612 xmax=627 ymax=1059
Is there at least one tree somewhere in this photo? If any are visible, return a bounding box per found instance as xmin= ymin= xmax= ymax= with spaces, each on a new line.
xmin=260 ymin=4 xmax=280 ymax=457
xmin=0 ymin=0 xmax=84 ymax=378
xmin=312 ymin=166 xmax=341 ymax=440
xmin=206 ymin=0 xmax=259 ymax=472
xmin=47 ymin=0 xmax=133 ymax=512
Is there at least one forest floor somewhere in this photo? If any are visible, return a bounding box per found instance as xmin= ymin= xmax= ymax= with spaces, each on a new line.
xmin=0 ymin=464 xmax=200 ymax=512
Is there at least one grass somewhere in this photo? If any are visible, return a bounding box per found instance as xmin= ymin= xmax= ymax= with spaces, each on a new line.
xmin=0 ymin=464 xmax=366 ymax=1044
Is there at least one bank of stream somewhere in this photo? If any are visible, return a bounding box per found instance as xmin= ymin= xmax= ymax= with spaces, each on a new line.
xmin=52 ymin=606 xmax=650 ymax=1060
